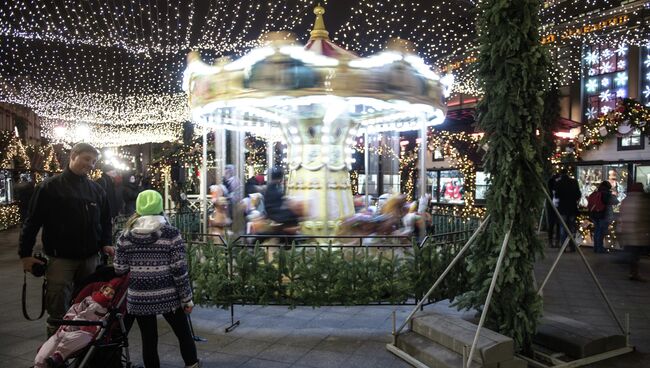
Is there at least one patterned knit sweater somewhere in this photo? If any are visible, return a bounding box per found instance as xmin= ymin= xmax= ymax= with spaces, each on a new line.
xmin=114 ymin=216 xmax=192 ymax=316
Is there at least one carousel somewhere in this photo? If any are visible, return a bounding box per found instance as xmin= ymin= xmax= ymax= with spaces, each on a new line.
xmin=184 ymin=5 xmax=452 ymax=236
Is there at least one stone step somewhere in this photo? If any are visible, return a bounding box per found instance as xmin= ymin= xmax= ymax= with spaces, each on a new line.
xmin=533 ymin=313 xmax=626 ymax=359
xmin=412 ymin=312 xmax=514 ymax=365
xmin=396 ymin=331 xmax=481 ymax=368
xmin=394 ymin=332 xmax=527 ymax=368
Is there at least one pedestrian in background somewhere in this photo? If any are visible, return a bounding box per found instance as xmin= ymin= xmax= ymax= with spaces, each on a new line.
xmin=114 ymin=190 xmax=200 ymax=368
xmin=96 ymin=165 xmax=121 ymax=220
xmin=554 ymin=169 xmax=581 ymax=252
xmin=616 ymin=182 xmax=649 ymax=281
xmin=590 ymin=180 xmax=619 ymax=254
xmin=122 ymin=172 xmax=142 ymax=216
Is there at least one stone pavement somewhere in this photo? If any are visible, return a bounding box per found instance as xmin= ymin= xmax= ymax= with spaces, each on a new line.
xmin=0 ymin=226 xmax=648 ymax=367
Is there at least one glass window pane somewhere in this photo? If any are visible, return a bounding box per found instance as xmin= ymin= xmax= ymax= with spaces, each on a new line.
xmin=577 ymin=165 xmax=603 ymax=208
xmin=439 ymin=170 xmax=464 ymax=204
xmin=635 ymin=165 xmax=650 ymax=193
xmin=475 ymin=171 xmax=490 ymax=201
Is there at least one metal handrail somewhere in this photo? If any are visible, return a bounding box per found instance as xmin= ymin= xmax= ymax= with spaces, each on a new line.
xmin=393 ymin=214 xmax=491 ymax=338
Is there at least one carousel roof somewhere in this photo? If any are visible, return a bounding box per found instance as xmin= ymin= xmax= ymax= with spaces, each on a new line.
xmin=183 ymin=5 xmax=451 ymax=136
xmin=303 ymin=5 xmax=358 ymax=60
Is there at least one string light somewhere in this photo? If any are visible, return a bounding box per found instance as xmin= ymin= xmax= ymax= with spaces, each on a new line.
xmin=0 ymin=131 xmax=31 ymax=169
xmin=0 ymin=204 xmax=20 ymax=231
xmin=2 ymin=1 xmax=647 ymax=147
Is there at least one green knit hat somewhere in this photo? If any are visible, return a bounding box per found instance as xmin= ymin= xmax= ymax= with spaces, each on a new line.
xmin=136 ymin=190 xmax=163 ymax=216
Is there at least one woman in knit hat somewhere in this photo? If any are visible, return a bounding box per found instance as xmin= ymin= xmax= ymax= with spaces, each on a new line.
xmin=114 ymin=190 xmax=200 ymax=368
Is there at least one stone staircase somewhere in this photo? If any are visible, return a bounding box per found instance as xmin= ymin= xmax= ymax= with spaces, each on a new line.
xmin=389 ymin=311 xmax=526 ymax=368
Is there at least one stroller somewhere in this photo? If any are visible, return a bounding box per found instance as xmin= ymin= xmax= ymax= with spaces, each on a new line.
xmin=43 ymin=266 xmax=137 ymax=368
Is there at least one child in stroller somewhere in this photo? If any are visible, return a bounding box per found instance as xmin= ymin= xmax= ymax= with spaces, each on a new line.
xmin=34 ymin=268 xmax=135 ymax=368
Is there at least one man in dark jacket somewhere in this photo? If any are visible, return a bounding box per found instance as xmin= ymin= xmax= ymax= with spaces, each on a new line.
xmin=554 ymin=169 xmax=581 ymax=252
xmin=265 ymin=167 xmax=300 ymax=229
xmin=19 ymin=143 xmax=113 ymax=336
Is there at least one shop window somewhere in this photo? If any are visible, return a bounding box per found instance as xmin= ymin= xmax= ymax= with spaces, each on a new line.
xmin=576 ymin=164 xmax=627 ymax=210
xmin=617 ymin=129 xmax=645 ymax=151
xmin=382 ymin=174 xmax=400 ymax=195
xmin=475 ymin=171 xmax=490 ymax=202
xmin=427 ymin=171 xmax=439 ymax=202
xmin=634 ymin=165 xmax=650 ymax=193
xmin=0 ymin=171 xmax=13 ymax=204
xmin=431 ymin=147 xmax=444 ymax=161
xmin=357 ymin=174 xmax=377 ymax=195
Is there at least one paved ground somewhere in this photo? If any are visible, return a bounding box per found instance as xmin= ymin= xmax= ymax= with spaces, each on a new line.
xmin=0 ymin=226 xmax=647 ymax=367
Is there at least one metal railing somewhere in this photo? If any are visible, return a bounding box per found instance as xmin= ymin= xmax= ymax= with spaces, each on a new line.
xmin=186 ymin=227 xmax=479 ymax=309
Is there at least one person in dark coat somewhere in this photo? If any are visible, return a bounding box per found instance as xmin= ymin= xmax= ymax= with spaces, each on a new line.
xmin=617 ymin=183 xmax=650 ymax=281
xmin=265 ymin=167 xmax=300 ymax=228
xmin=122 ymin=173 xmax=141 ymax=216
xmin=95 ymin=165 xmax=121 ymax=220
xmin=19 ymin=143 xmax=113 ymax=336
xmin=554 ymin=169 xmax=581 ymax=251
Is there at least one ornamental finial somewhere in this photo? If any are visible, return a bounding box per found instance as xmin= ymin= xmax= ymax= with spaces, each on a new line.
xmin=310 ymin=3 xmax=330 ymax=40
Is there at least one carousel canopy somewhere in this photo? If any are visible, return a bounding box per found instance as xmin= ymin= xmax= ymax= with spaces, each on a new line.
xmin=183 ymin=5 xmax=452 ymax=137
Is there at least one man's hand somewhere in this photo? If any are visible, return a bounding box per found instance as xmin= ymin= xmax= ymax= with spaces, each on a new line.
xmin=21 ymin=256 xmax=44 ymax=273
xmin=102 ymin=246 xmax=115 ymax=257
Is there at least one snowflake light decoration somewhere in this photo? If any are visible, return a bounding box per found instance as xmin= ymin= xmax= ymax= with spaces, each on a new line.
xmin=617 ymin=60 xmax=626 ymax=70
xmin=643 ymin=85 xmax=650 ymax=99
xmin=600 ymin=62 xmax=613 ymax=74
xmin=599 ymin=90 xmax=611 ymax=102
xmin=601 ymin=78 xmax=610 ymax=87
xmin=585 ymin=51 xmax=599 ymax=65
xmin=600 ymin=49 xmax=614 ymax=59
xmin=585 ymin=79 xmax=598 ymax=92
xmin=585 ymin=106 xmax=598 ymax=119
xmin=600 ymin=105 xmax=612 ymax=114
xmin=614 ymin=73 xmax=628 ymax=86
xmin=615 ymin=44 xmax=628 ymax=57
xmin=644 ymin=55 xmax=650 ymax=68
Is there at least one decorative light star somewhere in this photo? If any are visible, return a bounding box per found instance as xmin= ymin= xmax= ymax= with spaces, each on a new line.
xmin=585 ymin=79 xmax=598 ymax=92
xmin=615 ymin=44 xmax=628 ymax=57
xmin=617 ymin=60 xmax=626 ymax=70
xmin=599 ymin=90 xmax=611 ymax=102
xmin=616 ymin=89 xmax=626 ymax=98
xmin=600 ymin=105 xmax=612 ymax=114
xmin=600 ymin=62 xmax=613 ymax=74
xmin=643 ymin=86 xmax=650 ymax=99
xmin=614 ymin=73 xmax=628 ymax=86
xmin=644 ymin=55 xmax=650 ymax=68
xmin=584 ymin=51 xmax=599 ymax=65
xmin=600 ymin=49 xmax=614 ymax=60
xmin=585 ymin=106 xmax=598 ymax=119
xmin=588 ymin=68 xmax=597 ymax=76
xmin=601 ymin=78 xmax=610 ymax=87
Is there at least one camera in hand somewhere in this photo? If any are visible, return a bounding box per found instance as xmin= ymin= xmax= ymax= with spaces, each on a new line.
xmin=31 ymin=253 xmax=48 ymax=277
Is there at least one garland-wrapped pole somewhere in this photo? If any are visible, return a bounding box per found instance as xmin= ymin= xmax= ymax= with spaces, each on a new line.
xmin=454 ymin=0 xmax=551 ymax=354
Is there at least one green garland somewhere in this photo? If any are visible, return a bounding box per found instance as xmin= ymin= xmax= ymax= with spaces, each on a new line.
xmin=453 ymin=0 xmax=548 ymax=354
xmin=187 ymin=238 xmax=471 ymax=308
xmin=580 ymin=98 xmax=650 ymax=150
